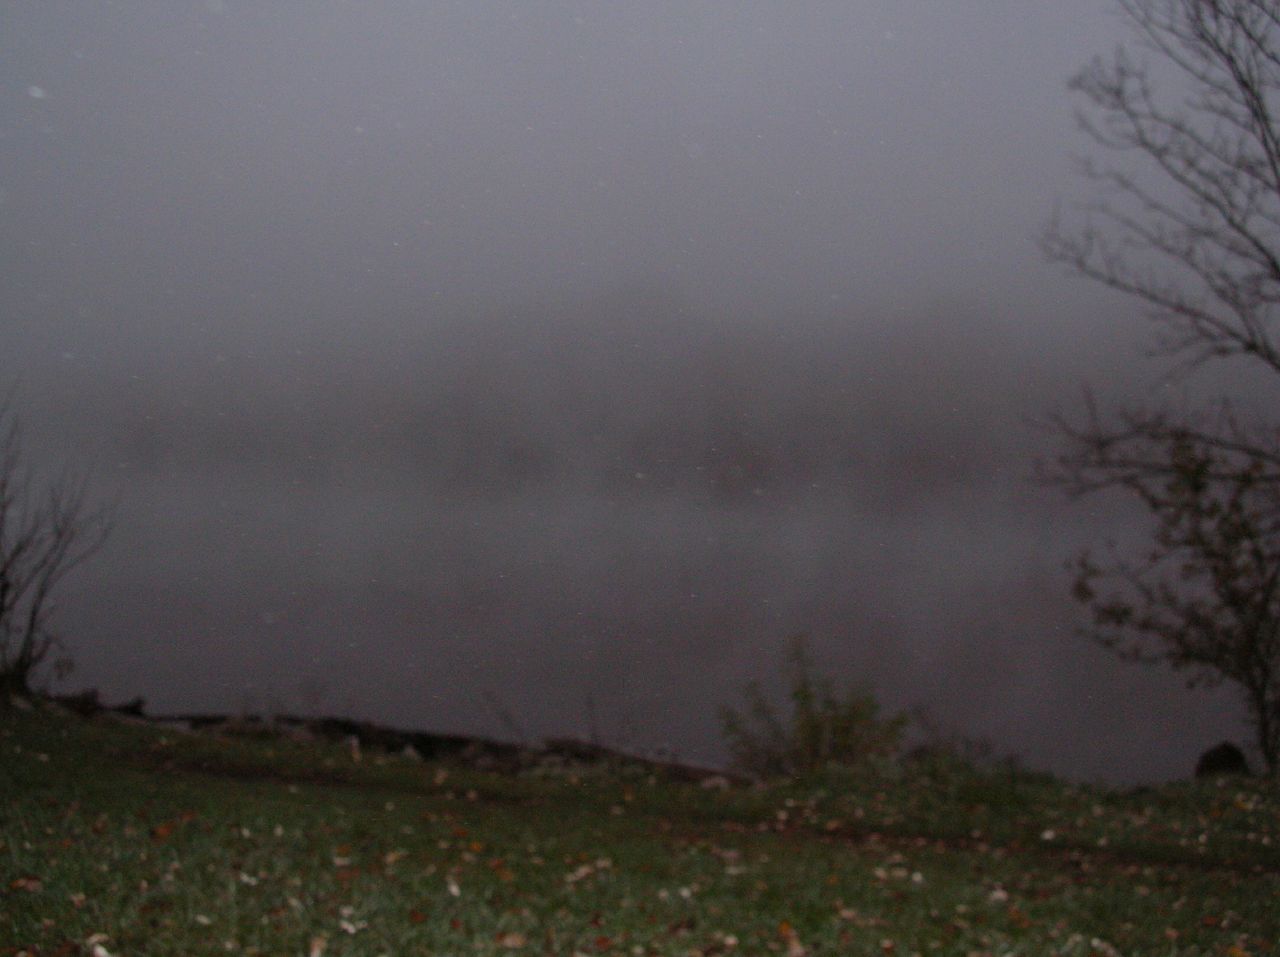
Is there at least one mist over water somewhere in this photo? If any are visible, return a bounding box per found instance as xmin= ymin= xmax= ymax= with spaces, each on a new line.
xmin=2 ymin=2 xmax=1255 ymax=783
xmin=20 ymin=285 xmax=1237 ymax=784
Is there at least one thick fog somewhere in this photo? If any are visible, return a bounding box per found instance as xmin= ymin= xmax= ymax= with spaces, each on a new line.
xmin=2 ymin=2 xmax=1259 ymax=783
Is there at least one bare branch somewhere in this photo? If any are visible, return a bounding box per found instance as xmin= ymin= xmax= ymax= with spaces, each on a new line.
xmin=0 ymin=399 xmax=111 ymax=696
xmin=1046 ymin=0 xmax=1280 ymax=379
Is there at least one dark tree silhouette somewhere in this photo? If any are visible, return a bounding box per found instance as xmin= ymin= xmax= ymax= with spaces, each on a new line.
xmin=1043 ymin=0 xmax=1280 ymax=774
xmin=0 ymin=400 xmax=110 ymax=697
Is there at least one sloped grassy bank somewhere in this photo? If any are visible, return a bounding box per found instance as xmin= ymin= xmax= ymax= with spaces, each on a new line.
xmin=3 ymin=702 xmax=1277 ymax=956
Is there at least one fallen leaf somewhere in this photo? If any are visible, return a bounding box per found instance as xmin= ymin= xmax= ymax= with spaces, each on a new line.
xmin=1007 ymin=906 xmax=1032 ymax=929
xmin=779 ymin=922 xmax=806 ymax=957
xmin=565 ymin=858 xmax=612 ymax=884
xmin=496 ymin=931 xmax=527 ymax=948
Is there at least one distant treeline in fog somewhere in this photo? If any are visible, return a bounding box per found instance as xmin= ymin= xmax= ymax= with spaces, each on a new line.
xmin=76 ymin=288 xmax=1017 ymax=508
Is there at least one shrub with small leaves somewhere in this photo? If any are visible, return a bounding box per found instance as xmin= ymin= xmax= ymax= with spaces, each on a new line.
xmin=719 ymin=635 xmax=905 ymax=778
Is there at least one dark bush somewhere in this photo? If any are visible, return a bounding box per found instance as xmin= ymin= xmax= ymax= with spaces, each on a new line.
xmin=719 ymin=635 xmax=905 ymax=779
xmin=1194 ymin=741 xmax=1251 ymax=779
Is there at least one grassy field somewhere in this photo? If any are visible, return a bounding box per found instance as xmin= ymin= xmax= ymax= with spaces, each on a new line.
xmin=3 ymin=702 xmax=1277 ymax=956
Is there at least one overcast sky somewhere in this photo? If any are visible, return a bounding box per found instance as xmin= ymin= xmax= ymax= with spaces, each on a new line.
xmin=2 ymin=1 xmax=1261 ymax=783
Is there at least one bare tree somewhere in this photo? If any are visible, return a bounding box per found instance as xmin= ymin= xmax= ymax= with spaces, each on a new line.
xmin=1044 ymin=0 xmax=1280 ymax=374
xmin=1043 ymin=0 xmax=1280 ymax=773
xmin=0 ymin=400 xmax=111 ymax=698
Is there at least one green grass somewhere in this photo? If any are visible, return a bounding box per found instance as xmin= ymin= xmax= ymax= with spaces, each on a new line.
xmin=3 ymin=704 xmax=1277 ymax=956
